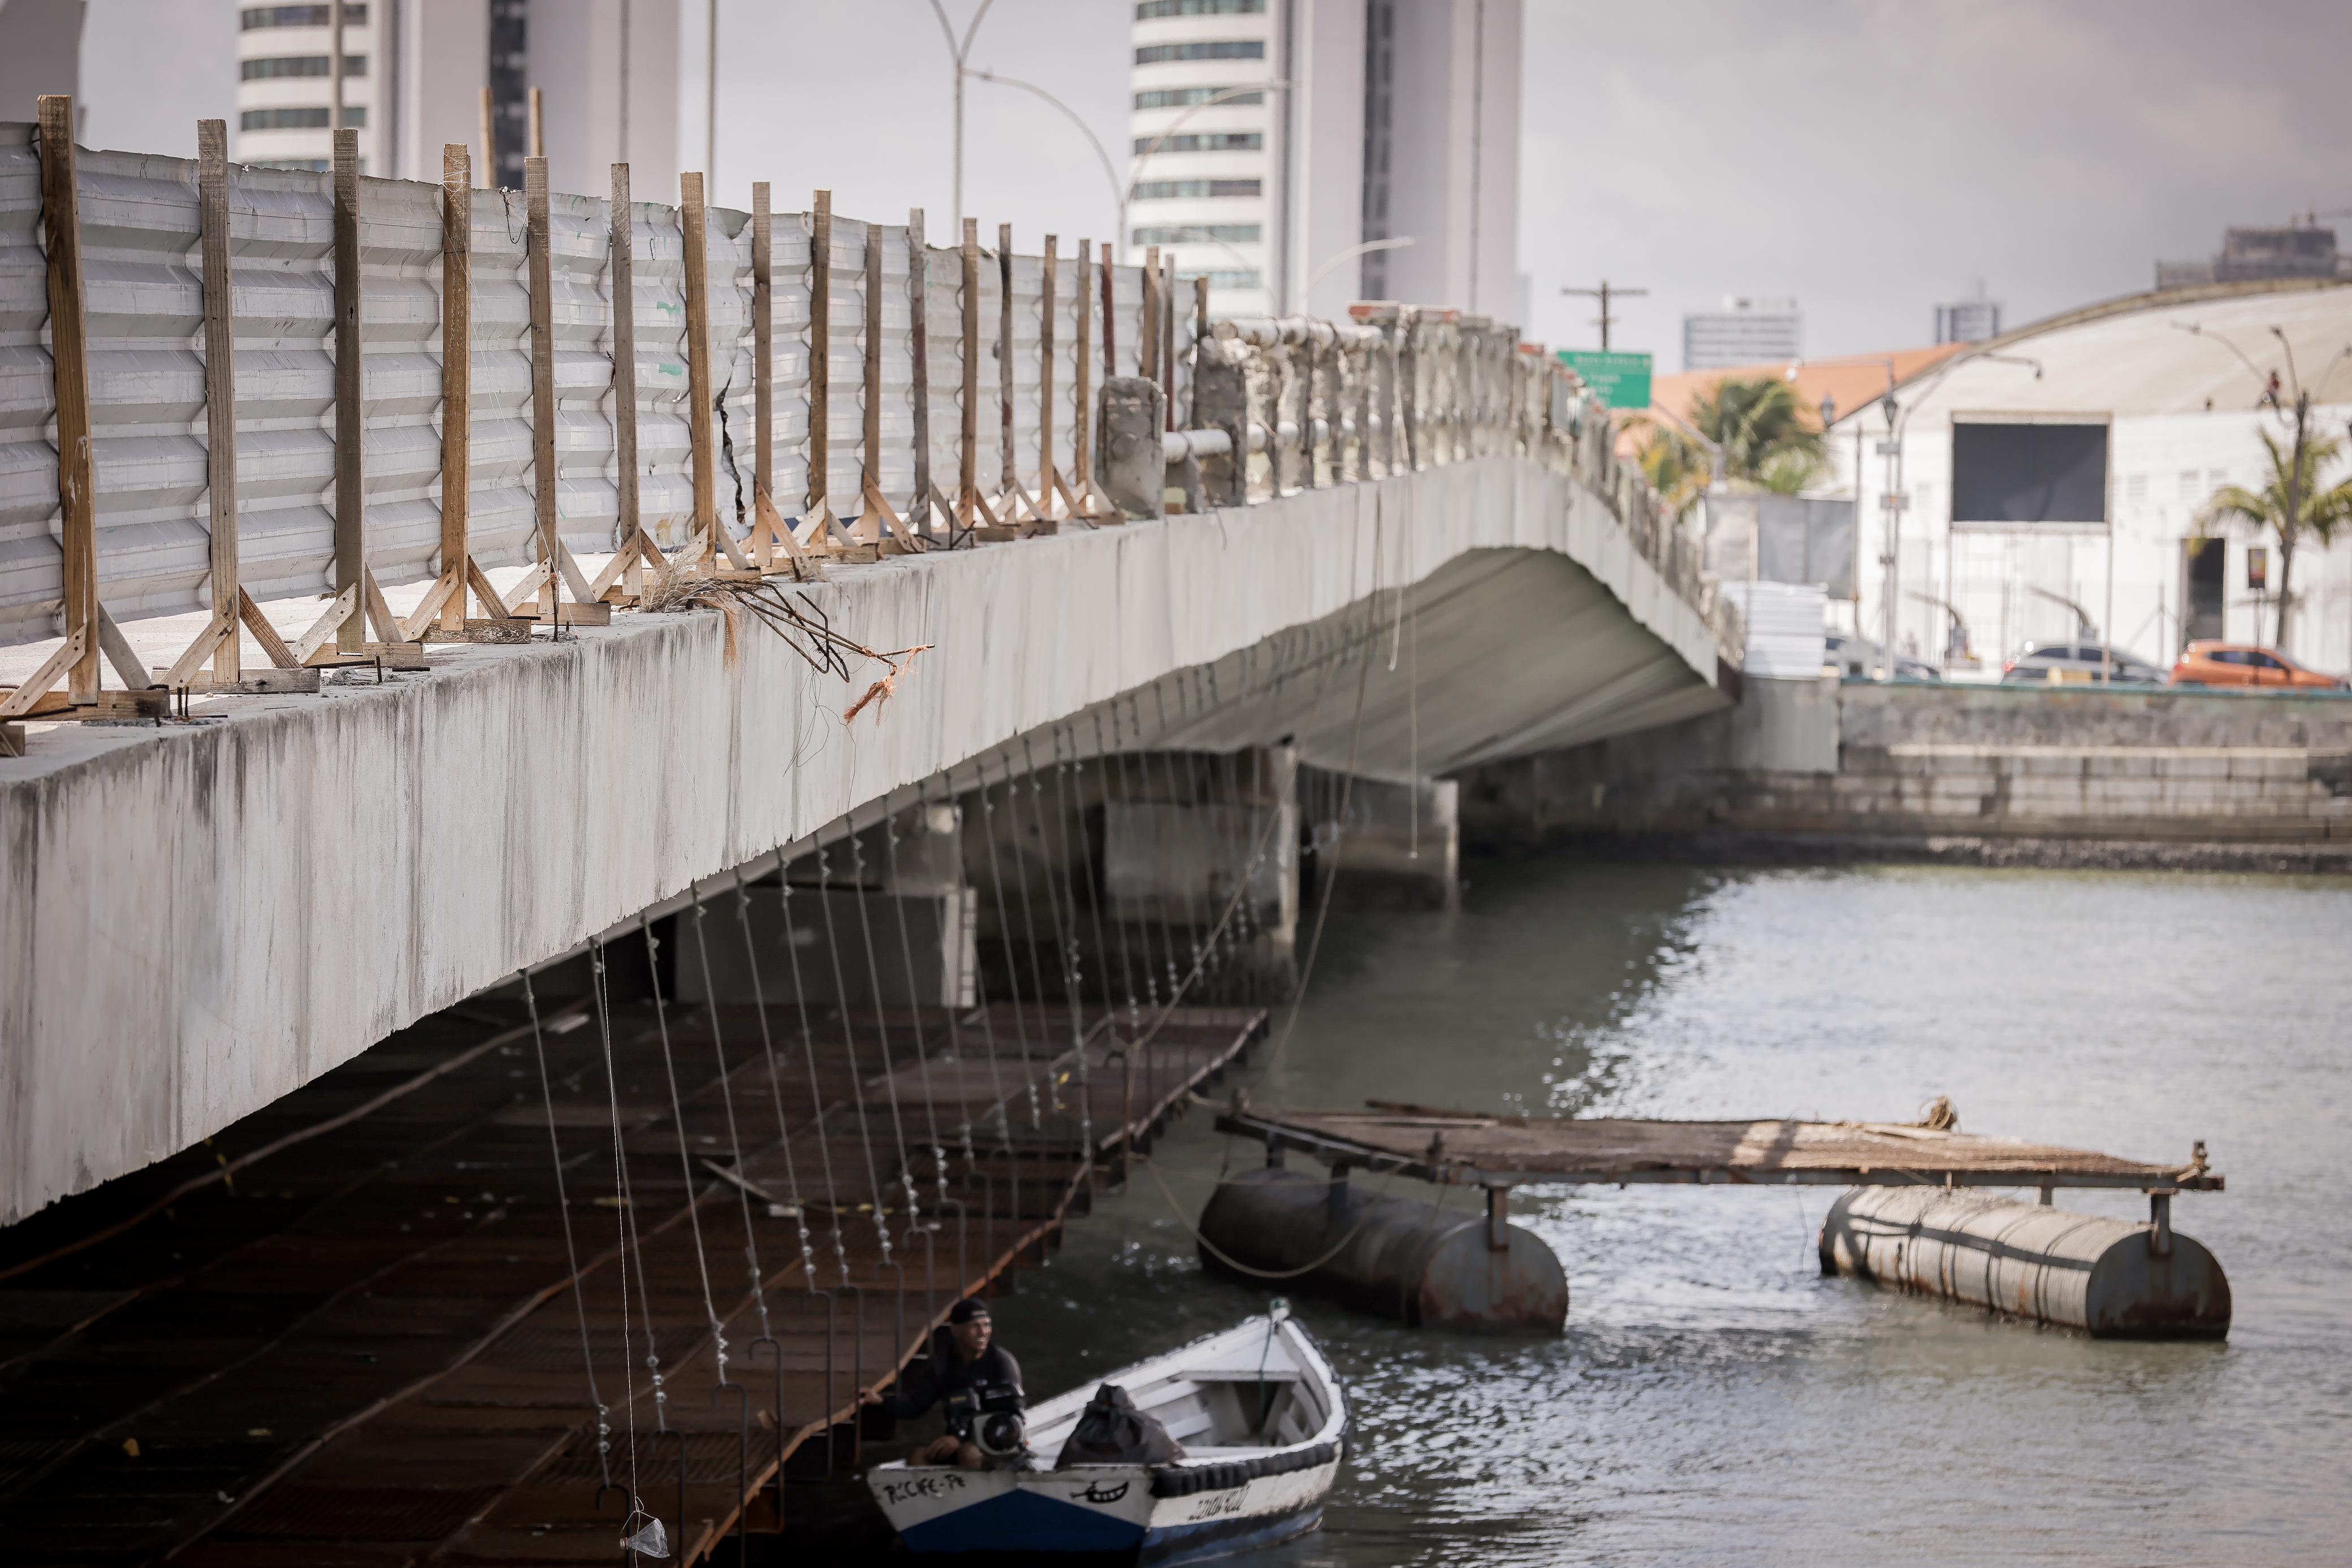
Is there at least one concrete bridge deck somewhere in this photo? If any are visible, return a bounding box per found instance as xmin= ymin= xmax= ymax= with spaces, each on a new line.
xmin=3 ymin=457 xmax=1727 ymax=1225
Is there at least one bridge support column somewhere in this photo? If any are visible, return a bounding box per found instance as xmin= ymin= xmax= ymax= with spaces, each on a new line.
xmin=1307 ymin=771 xmax=1462 ymax=912
xmin=1100 ymin=745 xmax=1299 ymax=1002
xmin=677 ymin=805 xmax=976 ymax=1009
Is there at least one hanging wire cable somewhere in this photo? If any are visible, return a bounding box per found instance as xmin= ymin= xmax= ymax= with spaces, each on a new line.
xmin=846 ymin=822 xmax=922 ymax=1235
xmin=1256 ymin=484 xmax=1388 ymax=1088
xmin=880 ymin=784 xmax=965 ymax=1304
xmin=643 ymin=914 xmax=729 ymax=1396
xmin=1043 ymin=725 xmax=1102 ymax=1159
xmin=732 ymin=866 xmax=811 ymax=1312
xmin=521 ymin=968 xmax=609 ymax=1491
xmin=971 ymin=755 xmax=1045 ymax=1131
xmin=1093 ymin=711 xmax=1147 ymax=1034
xmin=586 ymin=937 xmax=648 ymax=1509
xmin=776 ymin=870 xmax=850 ymax=1284
xmin=1065 ymin=722 xmax=1125 ymax=1029
xmin=688 ymin=898 xmax=767 ymax=1359
xmin=811 ymin=825 xmax=896 ymax=1271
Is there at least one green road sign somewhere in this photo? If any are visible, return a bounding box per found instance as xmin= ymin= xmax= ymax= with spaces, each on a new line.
xmin=1556 ymin=349 xmax=1653 ymax=411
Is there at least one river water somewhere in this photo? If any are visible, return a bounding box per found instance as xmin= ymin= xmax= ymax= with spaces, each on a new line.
xmin=985 ymin=857 xmax=2352 ymax=1567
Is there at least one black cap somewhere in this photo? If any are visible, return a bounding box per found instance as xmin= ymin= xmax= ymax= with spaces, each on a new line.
xmin=948 ymin=1296 xmax=992 ymax=1325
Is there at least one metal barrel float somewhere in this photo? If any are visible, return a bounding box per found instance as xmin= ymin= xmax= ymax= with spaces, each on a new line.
xmin=1196 ymin=1168 xmax=1567 ymax=1332
xmin=1818 ymin=1186 xmax=2230 ymax=1339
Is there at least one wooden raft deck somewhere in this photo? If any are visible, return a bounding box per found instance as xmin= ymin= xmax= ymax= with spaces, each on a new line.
xmin=1218 ymin=1102 xmax=2223 ymax=1193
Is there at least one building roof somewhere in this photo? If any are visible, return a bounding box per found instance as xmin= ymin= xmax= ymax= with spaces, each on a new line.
xmin=1647 ymin=344 xmax=1965 ymax=435
xmin=1824 ymin=277 xmax=2352 ymax=433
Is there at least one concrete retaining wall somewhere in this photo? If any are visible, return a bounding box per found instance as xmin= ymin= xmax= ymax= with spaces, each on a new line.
xmin=1463 ymin=677 xmax=2352 ymax=858
xmin=0 ymin=457 xmax=1722 ymax=1223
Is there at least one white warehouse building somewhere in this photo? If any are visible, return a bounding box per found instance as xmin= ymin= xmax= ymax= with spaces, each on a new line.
xmin=1818 ymin=278 xmax=2352 ymax=678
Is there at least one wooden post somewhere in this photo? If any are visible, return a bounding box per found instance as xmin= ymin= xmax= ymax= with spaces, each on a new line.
xmin=610 ymin=163 xmax=638 ymax=561
xmin=997 ymin=223 xmax=1015 ymax=495
xmin=1038 ymin=236 xmax=1056 ymax=498
xmin=332 ymin=127 xmax=364 ymax=653
xmin=959 ymin=218 xmax=979 ymax=521
xmin=1098 ymin=241 xmax=1115 ymax=379
xmin=528 ymin=86 xmax=543 ymax=158
xmin=681 ymin=171 xmax=715 ymax=540
xmin=1072 ymin=233 xmax=1093 ymax=497
xmin=526 ymin=154 xmax=557 ymax=623
xmin=1139 ymin=245 xmax=1159 ymax=384
xmin=808 ymin=189 xmax=833 ymax=514
xmin=439 ymin=143 xmax=472 ymax=629
xmin=907 ymin=207 xmax=931 ymax=531
xmin=862 ymin=217 xmax=884 ymax=504
xmin=197 ymin=120 xmax=241 ymax=679
xmin=38 ymin=96 xmax=98 ymax=703
xmin=751 ymin=182 xmax=772 ymax=520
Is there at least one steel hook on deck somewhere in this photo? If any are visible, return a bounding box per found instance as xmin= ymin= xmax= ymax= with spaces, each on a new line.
xmin=747 ymin=1335 xmax=787 ymax=1534
xmin=709 ymin=1379 xmax=750 ymax=1547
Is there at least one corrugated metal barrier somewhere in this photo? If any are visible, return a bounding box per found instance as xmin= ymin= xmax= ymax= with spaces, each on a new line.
xmin=0 ymin=116 xmax=1733 ymax=674
xmin=0 ymin=124 xmax=1158 ymax=643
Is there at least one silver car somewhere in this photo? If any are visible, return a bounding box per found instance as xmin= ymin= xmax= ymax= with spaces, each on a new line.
xmin=2000 ymin=642 xmax=2166 ymax=685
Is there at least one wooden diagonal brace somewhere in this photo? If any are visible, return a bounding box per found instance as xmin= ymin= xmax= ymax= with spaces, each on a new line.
xmin=551 ymin=536 xmax=598 ymax=603
xmin=504 ymin=559 xmax=553 ymax=620
xmin=361 ymin=564 xmax=409 ymax=646
xmin=862 ymin=478 xmax=926 ymax=553
xmin=755 ymin=485 xmax=824 ymax=578
xmin=0 ymin=626 xmax=91 ymax=719
xmin=466 ymin=556 xmax=517 ymax=621
xmin=398 ymin=571 xmax=462 ymax=642
xmin=94 ymin=601 xmax=156 ymax=690
xmin=292 ymin=584 xmax=360 ymax=665
xmin=162 ymin=609 xmax=238 ymax=688
xmin=711 ymin=516 xmax=754 ymax=571
xmin=239 ymin=586 xmax=300 ymax=669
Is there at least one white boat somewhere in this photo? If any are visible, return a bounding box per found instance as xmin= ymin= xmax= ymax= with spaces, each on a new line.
xmin=866 ymin=1311 xmax=1347 ymax=1562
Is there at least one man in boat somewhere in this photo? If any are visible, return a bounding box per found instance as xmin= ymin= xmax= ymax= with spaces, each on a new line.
xmin=863 ymin=1296 xmax=1024 ymax=1469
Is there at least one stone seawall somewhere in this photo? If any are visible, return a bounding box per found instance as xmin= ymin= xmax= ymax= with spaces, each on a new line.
xmin=1463 ymin=679 xmax=2352 ymax=869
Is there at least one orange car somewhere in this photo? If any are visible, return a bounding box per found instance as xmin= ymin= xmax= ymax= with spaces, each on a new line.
xmin=2169 ymin=642 xmax=2347 ymax=690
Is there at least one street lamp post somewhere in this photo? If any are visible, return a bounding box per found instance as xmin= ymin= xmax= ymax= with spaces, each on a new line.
xmin=928 ymin=0 xmax=1001 ymax=234
xmin=969 ymin=69 xmax=1123 ymax=241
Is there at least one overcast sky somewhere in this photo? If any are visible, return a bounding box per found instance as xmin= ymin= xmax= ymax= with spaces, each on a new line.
xmin=84 ymin=0 xmax=2352 ymax=366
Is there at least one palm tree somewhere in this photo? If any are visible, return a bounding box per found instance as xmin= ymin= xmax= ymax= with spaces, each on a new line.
xmin=2198 ymin=427 xmax=2352 ymax=647
xmin=1638 ymin=427 xmax=1710 ymax=521
xmin=1690 ymin=377 xmax=1826 ymax=488
xmin=1635 ymin=375 xmax=1827 ymax=521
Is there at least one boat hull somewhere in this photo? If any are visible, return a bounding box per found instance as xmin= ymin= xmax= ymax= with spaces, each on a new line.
xmin=871 ymin=1313 xmax=1346 ymax=1562
xmin=887 ymin=1456 xmax=1339 ymax=1560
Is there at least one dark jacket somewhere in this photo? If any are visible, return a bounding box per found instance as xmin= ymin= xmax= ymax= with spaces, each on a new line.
xmin=884 ymin=1328 xmax=1023 ymax=1430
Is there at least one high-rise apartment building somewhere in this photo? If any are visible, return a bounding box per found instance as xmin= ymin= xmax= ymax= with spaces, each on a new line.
xmin=235 ymin=2 xmax=389 ymax=174
xmin=1934 ymin=283 xmax=2002 ymax=345
xmin=231 ymin=0 xmax=681 ymax=197
xmin=1682 ymin=295 xmax=1801 ymax=370
xmin=1127 ymin=0 xmax=1521 ymax=320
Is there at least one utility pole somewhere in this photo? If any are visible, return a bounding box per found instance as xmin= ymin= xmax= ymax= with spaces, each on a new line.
xmin=1561 ymin=280 xmax=1647 ymax=352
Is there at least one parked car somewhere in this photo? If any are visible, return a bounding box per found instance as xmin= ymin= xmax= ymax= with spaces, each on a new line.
xmin=2000 ymin=642 xmax=2168 ymax=685
xmin=1824 ymin=632 xmax=1942 ymax=681
xmin=2169 ymin=642 xmax=2349 ymax=690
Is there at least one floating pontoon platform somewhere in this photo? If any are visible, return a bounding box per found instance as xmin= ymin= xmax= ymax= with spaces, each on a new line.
xmin=1217 ymin=1100 xmax=2221 ymax=1196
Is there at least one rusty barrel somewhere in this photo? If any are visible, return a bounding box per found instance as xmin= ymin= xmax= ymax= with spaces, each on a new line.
xmin=1819 ymin=1187 xmax=2229 ymax=1339
xmin=1196 ymin=1168 xmax=1567 ymax=1332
